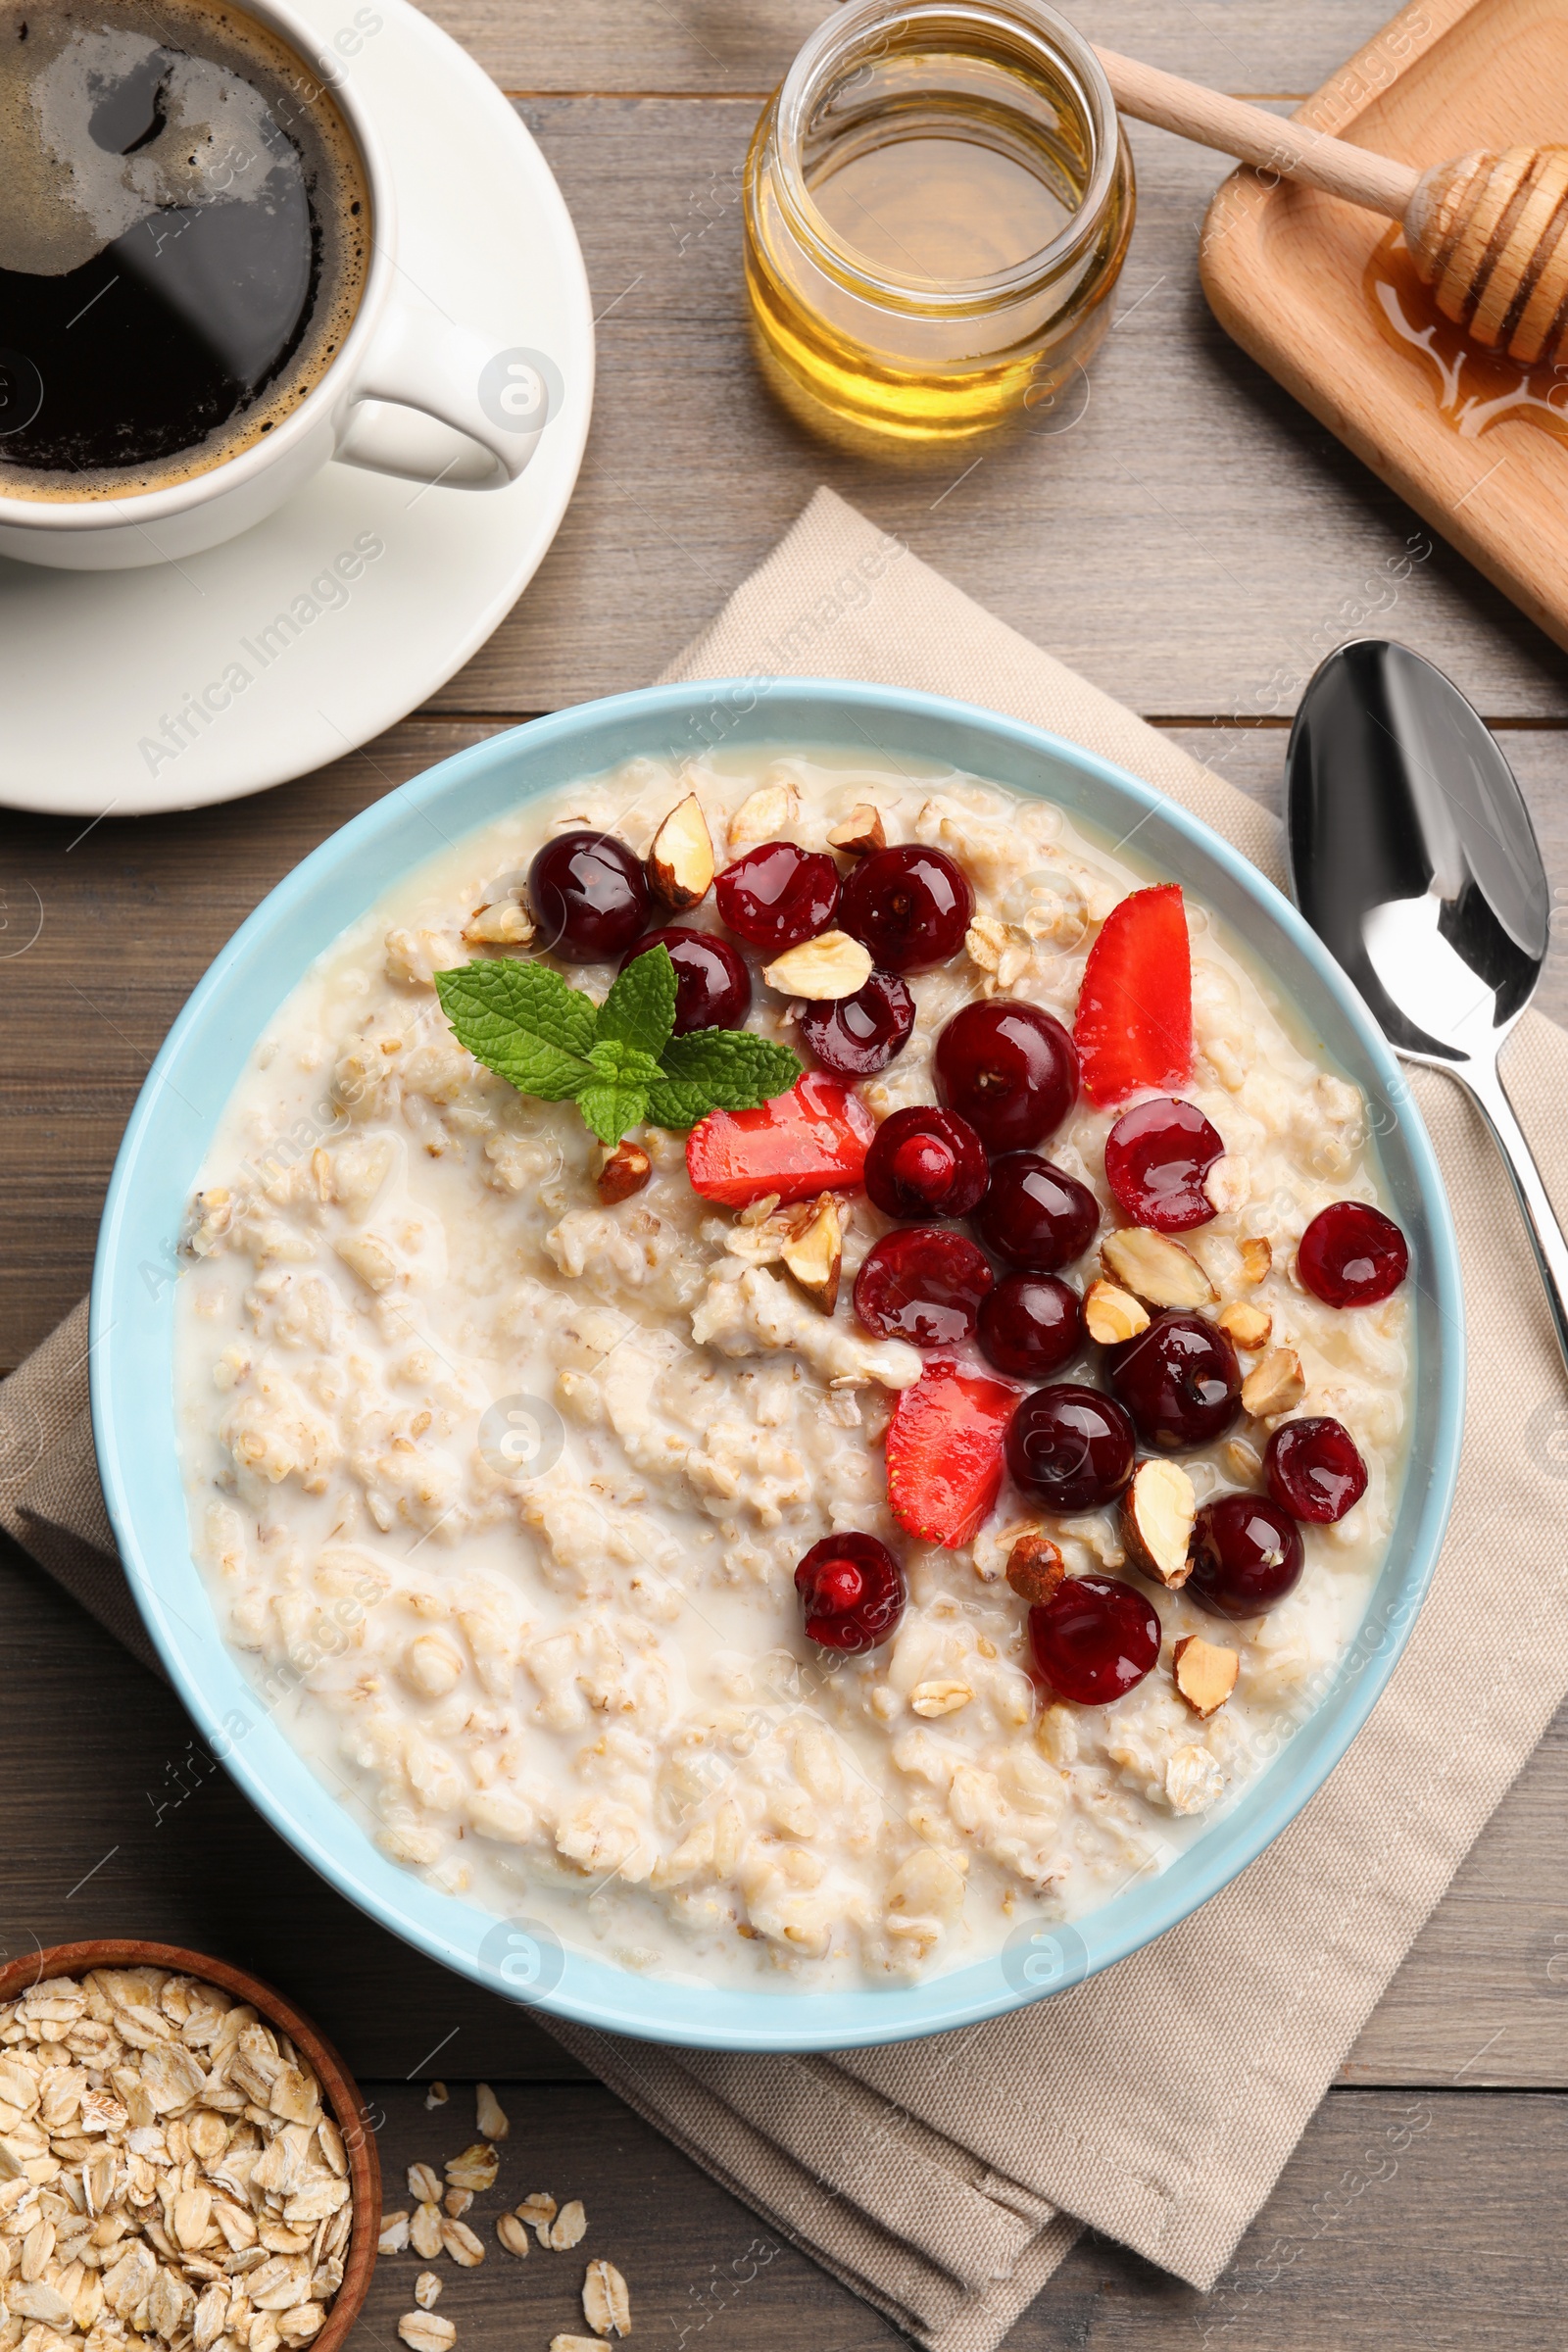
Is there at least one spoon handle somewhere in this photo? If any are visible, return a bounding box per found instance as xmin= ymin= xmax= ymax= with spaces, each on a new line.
xmin=1463 ymin=1058 xmax=1568 ymax=1374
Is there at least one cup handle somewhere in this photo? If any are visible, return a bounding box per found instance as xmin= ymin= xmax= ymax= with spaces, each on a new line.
xmin=334 ymin=290 xmax=547 ymax=489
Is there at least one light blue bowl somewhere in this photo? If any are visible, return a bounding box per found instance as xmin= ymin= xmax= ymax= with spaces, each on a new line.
xmin=93 ymin=679 xmax=1464 ymax=2052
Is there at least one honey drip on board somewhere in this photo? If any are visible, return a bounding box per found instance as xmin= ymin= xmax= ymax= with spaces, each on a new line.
xmin=1365 ymin=225 xmax=1568 ymax=445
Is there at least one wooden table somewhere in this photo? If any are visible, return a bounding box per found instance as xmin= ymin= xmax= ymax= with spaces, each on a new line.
xmin=3 ymin=3 xmax=1564 ymax=2342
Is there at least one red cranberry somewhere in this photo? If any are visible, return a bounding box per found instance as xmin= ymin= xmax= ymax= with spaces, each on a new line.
xmin=1030 ymin=1575 xmax=1160 ymax=1705
xmin=1298 ymin=1200 xmax=1409 ymax=1307
xmin=528 ymin=829 xmax=650 ymax=962
xmin=935 ymin=1000 xmax=1079 ymax=1152
xmin=1005 ymin=1383 xmax=1136 ymax=1512
xmin=1265 ymin=1417 xmax=1368 ymax=1523
xmin=799 ymin=970 xmax=915 ymax=1078
xmin=795 ymin=1531 xmax=906 ymax=1651
xmin=977 ymin=1273 xmax=1083 ymax=1378
xmin=1107 ymin=1312 xmax=1241 ymax=1450
xmin=1104 ymin=1097 xmax=1226 ymax=1233
xmin=855 ymin=1229 xmax=994 ymax=1347
xmin=839 ymin=845 xmax=972 ymax=971
xmin=1187 ymin=1494 xmax=1304 ymax=1620
xmin=975 ymin=1152 xmax=1099 ymax=1272
xmin=865 ymin=1106 xmax=989 ymax=1221
xmin=715 ymin=841 xmax=840 ymax=952
xmin=618 ymin=925 xmax=751 ymax=1033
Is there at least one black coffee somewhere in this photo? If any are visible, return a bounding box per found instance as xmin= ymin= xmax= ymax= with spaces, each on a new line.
xmin=0 ymin=0 xmax=369 ymax=498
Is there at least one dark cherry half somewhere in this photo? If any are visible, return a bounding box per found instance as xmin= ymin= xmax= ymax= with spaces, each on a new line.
xmin=974 ymin=1152 xmax=1099 ymax=1272
xmin=798 ymin=969 xmax=915 ymax=1078
xmin=619 ymin=925 xmax=751 ymax=1034
xmin=1005 ymin=1383 xmax=1137 ymax=1512
xmin=977 ymin=1273 xmax=1083 ymax=1379
xmin=838 ymin=844 xmax=973 ymax=972
xmin=1107 ymin=1311 xmax=1242 ymax=1450
xmin=1265 ymin=1417 xmax=1368 ymax=1524
xmin=855 ymin=1229 xmax=994 ymax=1348
xmin=1030 ymin=1575 xmax=1160 ymax=1705
xmin=864 ymin=1106 xmax=989 ymax=1221
xmin=1104 ymin=1096 xmax=1226 ymax=1232
xmin=795 ymin=1531 xmax=906 ymax=1651
xmin=935 ymin=1000 xmax=1079 ymax=1152
xmin=1298 ymin=1200 xmax=1410 ymax=1307
xmin=1187 ymin=1494 xmax=1304 ymax=1619
xmin=528 ymin=829 xmax=650 ymax=962
xmin=715 ymin=841 xmax=840 ymax=952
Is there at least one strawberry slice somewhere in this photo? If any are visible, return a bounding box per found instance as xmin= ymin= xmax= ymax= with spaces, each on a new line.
xmin=686 ymin=1073 xmax=874 ymax=1208
xmin=1073 ymin=883 xmax=1193 ymax=1107
xmin=886 ymin=1360 xmax=1018 ymax=1550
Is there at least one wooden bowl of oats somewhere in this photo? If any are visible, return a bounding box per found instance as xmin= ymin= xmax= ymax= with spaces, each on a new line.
xmin=0 ymin=1939 xmax=380 ymax=2352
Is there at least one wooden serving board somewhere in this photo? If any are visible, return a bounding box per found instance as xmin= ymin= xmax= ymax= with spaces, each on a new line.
xmin=1200 ymin=0 xmax=1568 ymax=658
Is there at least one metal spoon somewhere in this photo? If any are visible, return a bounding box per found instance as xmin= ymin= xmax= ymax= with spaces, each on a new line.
xmin=1286 ymin=636 xmax=1568 ymax=1370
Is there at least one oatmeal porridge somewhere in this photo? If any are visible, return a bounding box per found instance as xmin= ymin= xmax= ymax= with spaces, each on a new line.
xmin=173 ymin=749 xmax=1414 ymax=1991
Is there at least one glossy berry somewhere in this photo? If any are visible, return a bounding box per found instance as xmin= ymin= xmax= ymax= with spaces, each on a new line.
xmin=715 ymin=841 xmax=840 ymax=952
xmin=1108 ymin=1311 xmax=1241 ymax=1450
xmin=855 ymin=1229 xmax=994 ymax=1347
xmin=1265 ymin=1416 xmax=1368 ymax=1524
xmin=1030 ymin=1575 xmax=1160 ymax=1706
xmin=1187 ymin=1494 xmax=1304 ymax=1620
xmin=799 ymin=969 xmax=915 ymax=1078
xmin=619 ymin=925 xmax=751 ymax=1034
xmin=795 ymin=1532 xmax=906 ymax=1651
xmin=1073 ymin=883 xmax=1193 ymax=1107
xmin=977 ymin=1273 xmax=1083 ymax=1379
xmin=935 ymin=999 xmax=1079 ymax=1153
xmin=528 ymin=828 xmax=650 ymax=962
xmin=865 ymin=1106 xmax=989 ymax=1221
xmin=1298 ymin=1200 xmax=1409 ymax=1307
xmin=1104 ymin=1097 xmax=1226 ymax=1233
xmin=1005 ymin=1383 xmax=1137 ymax=1512
xmin=839 ymin=844 xmax=973 ymax=971
xmin=975 ymin=1152 xmax=1099 ymax=1272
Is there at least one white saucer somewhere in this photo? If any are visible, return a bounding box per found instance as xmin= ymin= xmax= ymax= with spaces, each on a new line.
xmin=0 ymin=0 xmax=593 ymax=818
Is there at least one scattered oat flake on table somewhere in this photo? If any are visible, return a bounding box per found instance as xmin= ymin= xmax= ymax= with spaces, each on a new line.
xmin=548 ymin=2200 xmax=587 ymax=2250
xmin=474 ymin=2082 xmax=510 ymax=2140
xmin=444 ymin=2142 xmax=500 ymax=2192
xmin=398 ymin=2311 xmax=457 ymax=2352
xmin=410 ymin=2201 xmax=444 ymax=2259
xmin=424 ymin=2082 xmax=450 ymax=2110
xmin=495 ymin=2213 xmax=531 ymax=2257
xmin=440 ymin=2217 xmax=485 ymax=2267
xmin=551 ymin=2339 xmax=608 ymax=2352
xmin=582 ymin=2259 xmax=632 ymax=2336
xmin=515 ymin=2192 xmax=557 ymax=2244
xmin=409 ymin=2163 xmax=444 ymax=2204
xmin=443 ymin=2187 xmax=472 ymax=2219
xmin=415 ymin=2272 xmax=443 ymax=2309
xmin=379 ymin=2212 xmax=412 ymax=2255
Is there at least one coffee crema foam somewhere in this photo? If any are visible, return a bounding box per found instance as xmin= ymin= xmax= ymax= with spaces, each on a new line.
xmin=0 ymin=0 xmax=370 ymax=500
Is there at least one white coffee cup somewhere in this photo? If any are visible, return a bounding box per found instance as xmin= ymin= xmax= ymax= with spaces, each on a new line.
xmin=0 ymin=0 xmax=546 ymax=572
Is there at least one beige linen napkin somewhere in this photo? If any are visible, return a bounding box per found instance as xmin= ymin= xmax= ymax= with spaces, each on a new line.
xmin=6 ymin=486 xmax=1568 ymax=2351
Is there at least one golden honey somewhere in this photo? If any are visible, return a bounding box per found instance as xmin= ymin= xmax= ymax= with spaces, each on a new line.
xmin=1366 ymin=224 xmax=1568 ymax=447
xmin=743 ymin=0 xmax=1135 ymax=444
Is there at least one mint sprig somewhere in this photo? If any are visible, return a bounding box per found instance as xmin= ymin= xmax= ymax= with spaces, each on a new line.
xmin=434 ymin=944 xmax=801 ymax=1147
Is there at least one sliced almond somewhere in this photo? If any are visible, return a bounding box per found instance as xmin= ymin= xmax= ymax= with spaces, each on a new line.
xmin=780 ymin=1193 xmax=844 ymax=1314
xmin=728 ymin=780 xmax=797 ymax=854
xmin=1241 ymin=1347 xmax=1305 ymax=1419
xmin=761 ymin=929 xmax=873 ymax=1001
xmin=1083 ymin=1278 xmax=1150 ymax=1346
xmin=1120 ymin=1458 xmax=1196 ymax=1590
xmin=646 ymin=796 xmax=714 ymax=909
xmin=1216 ymin=1300 xmax=1271 ymax=1350
xmin=1172 ymin=1635 xmax=1239 ymax=1718
xmin=597 ymin=1142 xmax=652 ymax=1206
xmin=1202 ymin=1153 xmax=1250 ymax=1215
xmin=909 ymin=1681 xmax=972 ymax=1717
xmin=827 ymin=804 xmax=886 ymax=856
xmin=1100 ymin=1227 xmax=1215 ymax=1310
xmin=582 ymin=2258 xmax=632 ymax=2337
xmin=1239 ymin=1235 xmax=1272 ymax=1284
xmin=463 ymin=896 xmax=534 ymax=948
xmin=1004 ymin=1533 xmax=1065 ymax=1605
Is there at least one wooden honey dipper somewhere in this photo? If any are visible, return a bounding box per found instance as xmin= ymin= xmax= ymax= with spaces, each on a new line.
xmin=1096 ymin=45 xmax=1568 ymax=366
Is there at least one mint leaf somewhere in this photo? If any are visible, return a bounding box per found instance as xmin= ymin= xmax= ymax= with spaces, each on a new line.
xmin=576 ymin=1036 xmax=662 ymax=1145
xmin=647 ymin=1029 xmax=802 ymax=1129
xmin=595 ymin=943 xmax=677 ymax=1059
xmin=435 ymin=959 xmax=596 ymax=1101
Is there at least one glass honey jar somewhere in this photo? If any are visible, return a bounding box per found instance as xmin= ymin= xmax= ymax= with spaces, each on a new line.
xmin=743 ymin=0 xmax=1135 ymax=443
